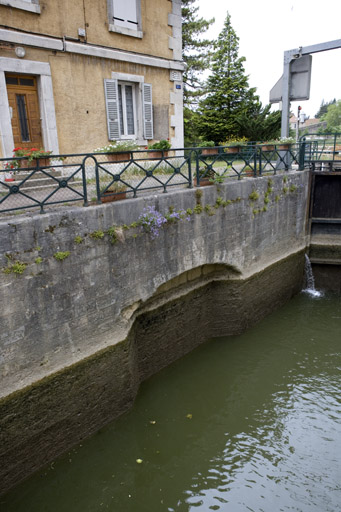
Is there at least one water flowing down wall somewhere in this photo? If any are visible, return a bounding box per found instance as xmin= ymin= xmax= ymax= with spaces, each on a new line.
xmin=0 ymin=171 xmax=309 ymax=494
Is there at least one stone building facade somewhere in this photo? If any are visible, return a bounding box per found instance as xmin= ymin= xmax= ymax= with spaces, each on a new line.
xmin=0 ymin=0 xmax=184 ymax=157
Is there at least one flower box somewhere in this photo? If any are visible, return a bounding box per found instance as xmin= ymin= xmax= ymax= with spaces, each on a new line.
xmin=226 ymin=146 xmax=240 ymax=154
xmin=107 ymin=153 xmax=131 ymax=163
xmin=148 ymin=151 xmax=169 ymax=159
xmin=194 ymin=177 xmax=213 ymax=187
xmin=20 ymin=158 xmax=51 ymax=169
xmin=202 ymin=148 xmax=218 ymax=156
xmin=101 ymin=191 xmax=127 ymax=203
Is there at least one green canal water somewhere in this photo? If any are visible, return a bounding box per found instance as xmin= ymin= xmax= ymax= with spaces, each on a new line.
xmin=1 ymin=292 xmax=341 ymax=512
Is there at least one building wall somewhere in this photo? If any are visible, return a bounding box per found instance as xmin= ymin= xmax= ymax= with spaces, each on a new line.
xmin=0 ymin=0 xmax=174 ymax=59
xmin=0 ymin=0 xmax=184 ymax=157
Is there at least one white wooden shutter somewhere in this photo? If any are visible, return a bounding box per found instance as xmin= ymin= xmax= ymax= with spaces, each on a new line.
xmin=104 ymin=79 xmax=120 ymax=140
xmin=143 ymin=83 xmax=153 ymax=140
xmin=113 ymin=0 xmax=138 ymax=29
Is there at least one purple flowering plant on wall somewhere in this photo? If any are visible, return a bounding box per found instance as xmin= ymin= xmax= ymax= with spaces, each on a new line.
xmin=138 ymin=205 xmax=190 ymax=239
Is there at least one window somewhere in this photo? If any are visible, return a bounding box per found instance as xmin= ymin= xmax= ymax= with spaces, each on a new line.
xmin=113 ymin=0 xmax=138 ymax=30
xmin=0 ymin=0 xmax=40 ymax=14
xmin=104 ymin=78 xmax=153 ymax=142
xmin=118 ymin=83 xmax=136 ymax=138
xmin=108 ymin=0 xmax=142 ymax=38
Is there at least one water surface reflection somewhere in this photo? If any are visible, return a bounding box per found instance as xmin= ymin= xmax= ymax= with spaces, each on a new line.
xmin=1 ymin=293 xmax=340 ymax=511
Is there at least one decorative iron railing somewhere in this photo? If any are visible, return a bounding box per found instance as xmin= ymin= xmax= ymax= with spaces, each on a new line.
xmin=0 ymin=144 xmax=302 ymax=215
xmin=299 ymin=133 xmax=341 ymax=171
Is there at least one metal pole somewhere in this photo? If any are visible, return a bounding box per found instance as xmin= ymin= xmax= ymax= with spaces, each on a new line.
xmin=280 ymin=51 xmax=292 ymax=138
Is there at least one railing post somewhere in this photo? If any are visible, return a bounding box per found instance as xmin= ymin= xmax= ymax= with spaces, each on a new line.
xmin=195 ymin=149 xmax=200 ymax=186
xmin=95 ymin=156 xmax=101 ymax=203
xmin=253 ymin=147 xmax=257 ymax=177
xmin=299 ymin=137 xmax=306 ymax=170
xmin=188 ymin=150 xmax=193 ymax=188
xmin=258 ymin=146 xmax=262 ymax=176
xmin=82 ymin=156 xmax=89 ymax=206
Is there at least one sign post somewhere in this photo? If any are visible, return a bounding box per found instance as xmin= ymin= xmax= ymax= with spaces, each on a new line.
xmin=270 ymin=39 xmax=341 ymax=138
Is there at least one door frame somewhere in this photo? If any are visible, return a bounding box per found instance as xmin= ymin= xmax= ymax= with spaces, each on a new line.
xmin=0 ymin=57 xmax=59 ymax=157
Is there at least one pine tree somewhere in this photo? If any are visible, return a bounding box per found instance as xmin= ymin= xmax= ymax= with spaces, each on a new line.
xmin=197 ymin=12 xmax=260 ymax=143
xmin=181 ymin=0 xmax=214 ymax=146
xmin=236 ymin=104 xmax=281 ymax=141
xmin=182 ymin=0 xmax=214 ymax=108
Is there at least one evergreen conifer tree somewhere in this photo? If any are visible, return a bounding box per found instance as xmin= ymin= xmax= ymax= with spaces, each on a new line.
xmin=181 ymin=0 xmax=214 ymax=145
xmin=197 ymin=12 xmax=260 ymax=143
xmin=182 ymin=0 xmax=214 ymax=107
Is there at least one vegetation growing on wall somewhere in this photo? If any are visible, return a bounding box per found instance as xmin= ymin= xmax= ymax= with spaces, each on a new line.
xmin=0 ymin=175 xmax=301 ymax=276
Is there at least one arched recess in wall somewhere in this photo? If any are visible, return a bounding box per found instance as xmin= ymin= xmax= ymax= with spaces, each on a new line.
xmin=124 ymin=263 xmax=243 ymax=383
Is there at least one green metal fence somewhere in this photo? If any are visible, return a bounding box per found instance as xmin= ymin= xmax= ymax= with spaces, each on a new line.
xmin=0 ymin=144 xmax=302 ymax=215
xmin=299 ymin=133 xmax=341 ymax=171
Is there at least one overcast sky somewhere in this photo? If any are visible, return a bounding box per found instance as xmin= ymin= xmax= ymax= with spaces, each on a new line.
xmin=197 ymin=0 xmax=341 ymax=118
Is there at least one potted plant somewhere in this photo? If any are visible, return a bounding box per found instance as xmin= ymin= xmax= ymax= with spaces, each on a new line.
xmin=4 ymin=160 xmax=19 ymax=181
xmin=194 ymin=166 xmax=215 ymax=187
xmin=198 ymin=141 xmax=218 ymax=156
xmin=222 ymin=137 xmax=248 ymax=154
xmin=94 ymin=141 xmax=138 ymax=162
xmin=100 ymin=182 xmax=127 ymax=203
xmin=259 ymin=140 xmax=277 ymax=151
xmin=13 ymin=147 xmax=53 ymax=168
xmin=147 ymin=139 xmax=171 ymax=158
xmin=277 ymin=137 xmax=295 ymax=150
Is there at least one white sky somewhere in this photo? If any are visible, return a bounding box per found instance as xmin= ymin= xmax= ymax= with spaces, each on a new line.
xmin=197 ymin=0 xmax=341 ymax=118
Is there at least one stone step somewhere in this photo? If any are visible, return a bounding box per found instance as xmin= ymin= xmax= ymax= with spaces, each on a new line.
xmin=310 ymin=257 xmax=341 ymax=265
xmin=14 ymin=170 xmax=62 ymax=180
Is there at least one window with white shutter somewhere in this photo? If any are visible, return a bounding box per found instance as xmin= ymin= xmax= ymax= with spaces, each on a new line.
xmin=108 ymin=0 xmax=142 ymax=38
xmin=104 ymin=75 xmax=152 ymax=142
xmin=143 ymin=83 xmax=153 ymax=140
xmin=104 ymin=79 xmax=120 ymax=140
xmin=112 ymin=0 xmax=138 ymax=30
xmin=0 ymin=0 xmax=40 ymax=13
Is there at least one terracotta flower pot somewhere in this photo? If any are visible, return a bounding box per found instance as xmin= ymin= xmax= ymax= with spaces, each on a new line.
xmin=20 ymin=158 xmax=51 ymax=168
xmin=202 ymin=148 xmax=218 ymax=155
xmin=261 ymin=145 xmax=275 ymax=151
xmin=107 ymin=153 xmax=131 ymax=163
xmin=148 ymin=151 xmax=169 ymax=159
xmin=194 ymin=177 xmax=213 ymax=187
xmin=226 ymin=146 xmax=240 ymax=154
xmin=278 ymin=144 xmax=290 ymax=150
xmin=101 ymin=191 xmax=127 ymax=203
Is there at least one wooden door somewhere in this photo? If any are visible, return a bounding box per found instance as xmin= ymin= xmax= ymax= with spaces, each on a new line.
xmin=5 ymin=74 xmax=43 ymax=151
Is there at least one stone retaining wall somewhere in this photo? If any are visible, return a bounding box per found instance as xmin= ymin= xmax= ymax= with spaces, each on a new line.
xmin=0 ymin=171 xmax=309 ymax=493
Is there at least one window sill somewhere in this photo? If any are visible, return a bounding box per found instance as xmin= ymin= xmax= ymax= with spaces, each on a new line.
xmin=0 ymin=0 xmax=40 ymax=13
xmin=109 ymin=24 xmax=143 ymax=39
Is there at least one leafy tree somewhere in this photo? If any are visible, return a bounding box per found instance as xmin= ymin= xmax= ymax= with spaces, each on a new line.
xmin=236 ymin=104 xmax=281 ymax=141
xmin=196 ymin=12 xmax=260 ymax=143
xmin=315 ymin=99 xmax=336 ymax=119
xmin=322 ymin=99 xmax=341 ymax=131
